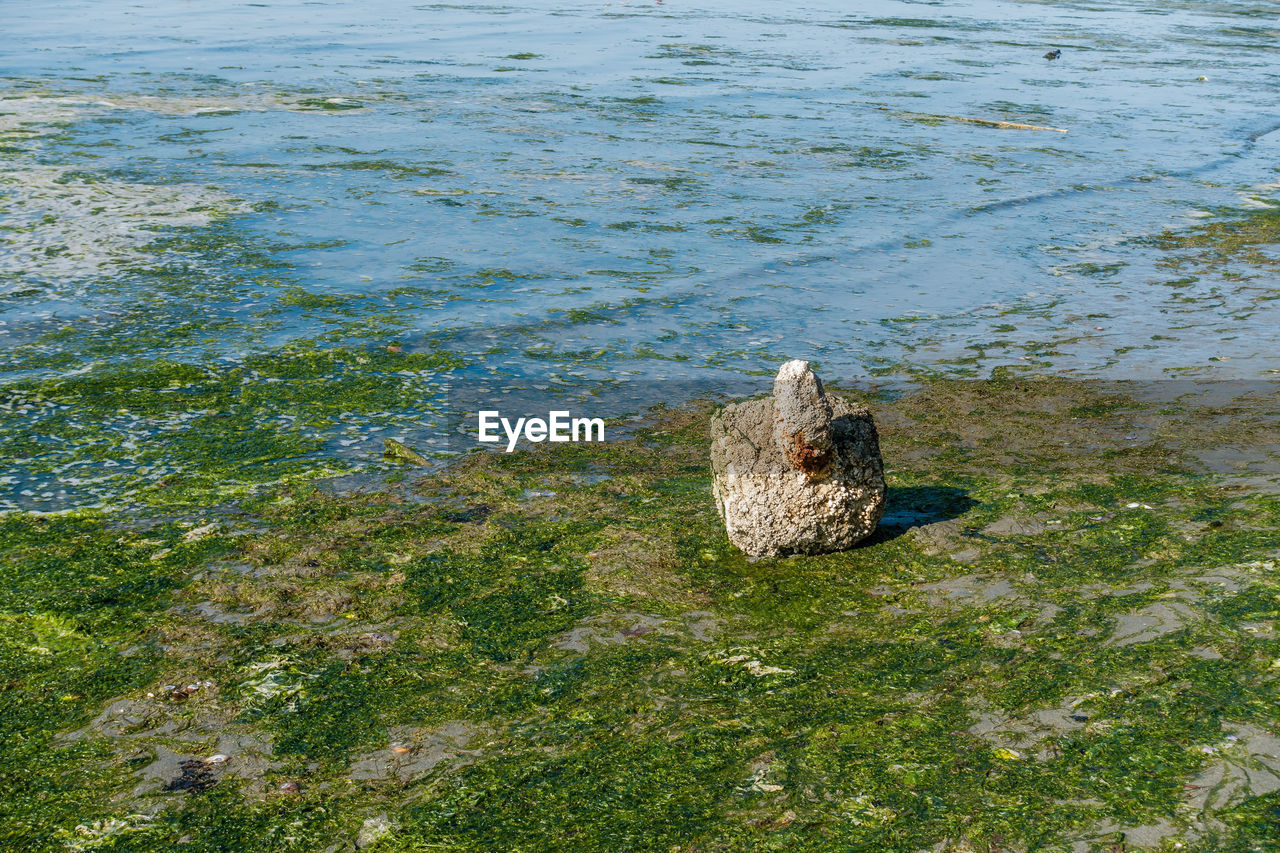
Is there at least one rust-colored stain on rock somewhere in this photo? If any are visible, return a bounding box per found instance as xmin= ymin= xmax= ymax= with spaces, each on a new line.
xmin=782 ymin=429 xmax=831 ymax=477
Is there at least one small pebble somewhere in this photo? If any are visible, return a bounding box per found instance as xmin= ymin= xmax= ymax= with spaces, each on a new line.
xmin=186 ymin=684 xmax=200 ymax=693
xmin=279 ymin=781 xmax=300 ymax=793
xmin=162 ymin=685 xmax=177 ymax=692
xmin=391 ymin=746 xmax=410 ymax=755
xmin=205 ymin=754 xmax=229 ymax=764
xmin=169 ymin=691 xmax=188 ymax=703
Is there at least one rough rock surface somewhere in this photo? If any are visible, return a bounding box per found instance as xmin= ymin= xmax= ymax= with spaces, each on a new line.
xmin=772 ymin=358 xmax=835 ymax=476
xmin=710 ymin=360 xmax=886 ymax=557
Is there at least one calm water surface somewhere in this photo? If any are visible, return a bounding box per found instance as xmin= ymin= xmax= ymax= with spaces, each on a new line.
xmin=2 ymin=0 xmax=1279 ymax=508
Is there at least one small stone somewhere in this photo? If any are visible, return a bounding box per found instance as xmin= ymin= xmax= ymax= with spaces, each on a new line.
xmin=204 ymin=754 xmax=229 ymax=764
xmin=185 ymin=684 xmax=200 ymax=693
xmin=182 ymin=523 xmax=218 ymax=542
xmin=390 ymin=746 xmax=410 ymax=755
xmin=383 ymin=437 xmax=430 ymax=466
xmin=279 ymin=781 xmax=300 ymax=793
xmin=710 ymin=360 xmax=886 ymax=557
xmin=169 ymin=691 xmax=188 ymax=703
xmin=356 ymin=814 xmax=398 ymax=848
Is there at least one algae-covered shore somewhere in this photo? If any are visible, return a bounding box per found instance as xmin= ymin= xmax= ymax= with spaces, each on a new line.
xmin=3 ymin=132 xmax=1280 ymax=853
xmin=4 ymin=374 xmax=1279 ymax=852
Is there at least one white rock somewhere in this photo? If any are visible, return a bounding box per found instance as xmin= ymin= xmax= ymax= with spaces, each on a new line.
xmin=356 ymin=814 xmax=398 ymax=848
xmin=710 ymin=360 xmax=886 ymax=558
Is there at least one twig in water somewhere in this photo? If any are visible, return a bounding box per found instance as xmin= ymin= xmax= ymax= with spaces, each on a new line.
xmin=874 ymin=105 xmax=1068 ymax=133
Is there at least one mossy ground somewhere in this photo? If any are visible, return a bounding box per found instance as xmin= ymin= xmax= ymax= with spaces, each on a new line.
xmin=4 ymin=376 xmax=1279 ymax=852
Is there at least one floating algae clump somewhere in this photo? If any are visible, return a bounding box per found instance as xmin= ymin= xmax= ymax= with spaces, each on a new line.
xmin=1 ymin=344 xmax=462 ymax=511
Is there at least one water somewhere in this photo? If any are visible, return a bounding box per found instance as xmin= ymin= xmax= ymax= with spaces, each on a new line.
xmin=3 ymin=0 xmax=1279 ymax=509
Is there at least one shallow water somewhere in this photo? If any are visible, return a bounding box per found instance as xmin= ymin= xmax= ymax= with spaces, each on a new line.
xmin=3 ymin=0 xmax=1280 ymax=508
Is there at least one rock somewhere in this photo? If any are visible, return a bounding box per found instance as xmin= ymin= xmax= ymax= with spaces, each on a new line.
xmin=356 ymin=814 xmax=398 ymax=848
xmin=383 ymin=437 xmax=429 ymax=465
xmin=710 ymin=360 xmax=886 ymax=557
xmin=771 ymin=359 xmax=835 ymax=477
xmin=909 ymin=519 xmax=965 ymax=556
xmin=981 ymin=516 xmax=1047 ymax=537
xmin=162 ymin=758 xmax=218 ymax=794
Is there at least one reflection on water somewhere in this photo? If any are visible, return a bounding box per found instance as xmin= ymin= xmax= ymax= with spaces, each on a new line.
xmin=2 ymin=0 xmax=1279 ymax=508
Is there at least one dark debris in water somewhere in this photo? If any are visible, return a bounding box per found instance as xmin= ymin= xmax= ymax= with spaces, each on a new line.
xmin=161 ymin=760 xmax=218 ymax=794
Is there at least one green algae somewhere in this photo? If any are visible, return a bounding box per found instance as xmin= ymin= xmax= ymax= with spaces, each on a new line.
xmin=1 ymin=344 xmax=462 ymax=510
xmin=0 ymin=513 xmax=227 ymax=848
xmin=1149 ymin=205 xmax=1280 ymax=277
xmin=383 ymin=438 xmax=431 ymax=466
xmin=0 ymin=201 xmax=478 ymax=511
xmin=4 ymin=377 xmax=1279 ymax=851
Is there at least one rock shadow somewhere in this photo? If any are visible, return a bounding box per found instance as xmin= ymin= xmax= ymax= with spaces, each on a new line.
xmin=860 ymin=485 xmax=977 ymax=547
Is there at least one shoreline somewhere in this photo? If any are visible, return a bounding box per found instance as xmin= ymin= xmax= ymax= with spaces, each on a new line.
xmin=4 ymin=374 xmax=1279 ymax=850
